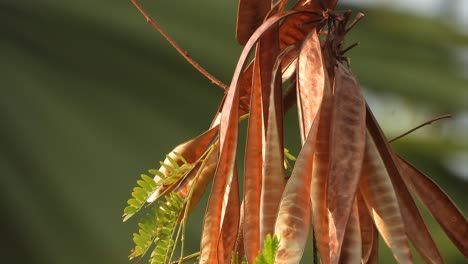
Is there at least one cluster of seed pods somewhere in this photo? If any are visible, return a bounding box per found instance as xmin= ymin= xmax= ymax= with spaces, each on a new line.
xmin=133 ymin=0 xmax=468 ymax=263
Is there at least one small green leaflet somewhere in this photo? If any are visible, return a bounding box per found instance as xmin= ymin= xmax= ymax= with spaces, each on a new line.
xmin=122 ymin=152 xmax=193 ymax=222
xmin=231 ymin=252 xmax=247 ymax=264
xmin=123 ymin=173 xmax=159 ymax=222
xmin=231 ymin=235 xmax=280 ymax=264
xmin=254 ymin=234 xmax=280 ymax=264
xmin=284 ymin=148 xmax=297 ymax=172
xmin=284 ymin=148 xmax=297 ymax=161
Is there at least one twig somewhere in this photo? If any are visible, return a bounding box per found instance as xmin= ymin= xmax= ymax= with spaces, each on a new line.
xmin=389 ymin=114 xmax=452 ymax=143
xmin=130 ymin=0 xmax=228 ymax=91
xmin=346 ymin=12 xmax=365 ymax=33
xmin=170 ymin=252 xmax=200 ymax=264
xmin=340 ymin=42 xmax=359 ymax=55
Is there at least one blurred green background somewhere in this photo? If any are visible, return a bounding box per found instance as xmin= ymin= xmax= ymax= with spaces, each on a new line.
xmin=1 ymin=0 xmax=467 ymax=263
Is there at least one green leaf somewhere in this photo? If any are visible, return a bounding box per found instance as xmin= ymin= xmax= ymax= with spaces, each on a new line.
xmin=284 ymin=148 xmax=296 ymax=161
xmin=128 ymin=192 xmax=184 ymax=262
xmin=172 ymin=151 xmax=188 ymax=164
xmin=122 ymin=151 xmax=192 ymax=221
xmin=148 ymin=169 xmax=161 ymax=176
xmin=160 ymin=162 xmax=175 ymax=174
xmin=231 ymin=252 xmax=248 ymax=264
xmin=142 ymin=174 xmax=157 ymax=188
xmin=122 ymin=173 xmax=160 ymax=221
xmin=254 ymin=234 xmax=280 ymax=264
xmin=165 ymin=155 xmax=179 ymax=169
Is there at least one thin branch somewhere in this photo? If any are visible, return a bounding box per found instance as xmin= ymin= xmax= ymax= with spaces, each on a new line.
xmin=389 ymin=114 xmax=452 ymax=143
xmin=170 ymin=252 xmax=200 ymax=264
xmin=346 ymin=12 xmax=365 ymax=33
xmin=130 ymin=0 xmax=228 ymax=90
xmin=340 ymin=42 xmax=359 ymax=55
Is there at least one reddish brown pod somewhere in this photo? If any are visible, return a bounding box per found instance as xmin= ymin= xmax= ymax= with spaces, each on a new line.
xmin=125 ymin=0 xmax=468 ymax=263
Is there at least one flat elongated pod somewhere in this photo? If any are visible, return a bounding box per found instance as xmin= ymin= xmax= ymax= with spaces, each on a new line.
xmin=366 ymin=223 xmax=379 ymax=264
xmin=219 ymin=165 xmax=240 ymax=263
xmin=236 ymin=0 xmax=271 ymax=45
xmin=213 ymin=11 xmax=305 ymax=262
xmin=202 ymin=13 xmax=303 ymax=264
xmin=243 ymin=46 xmax=264 ymax=263
xmin=256 ymin=20 xmax=281 ymax=135
xmin=398 ymin=156 xmax=468 ymax=257
xmin=238 ymin=65 xmax=254 ymax=114
xmin=367 ymin=106 xmax=444 ymax=263
xmin=327 ymin=63 xmax=366 ymax=264
xmin=241 ymin=39 xmax=293 ymax=263
xmin=297 ymin=30 xmax=325 ymax=143
xmin=148 ymin=127 xmax=219 ymax=202
xmin=310 ymin=68 xmax=333 ymax=264
xmin=357 ymin=191 xmax=376 ymax=264
xmin=390 ymin=164 xmax=444 ymax=263
xmin=260 ymin=56 xmax=285 ymax=246
xmin=200 ymin=88 xmax=239 ymax=264
xmin=339 ymin=199 xmax=362 ymax=264
xmin=279 ymin=0 xmax=338 ymax=50
xmin=235 ymin=201 xmax=246 ymax=261
xmin=274 ymin=109 xmax=320 ymax=264
xmin=360 ymin=133 xmax=413 ymax=263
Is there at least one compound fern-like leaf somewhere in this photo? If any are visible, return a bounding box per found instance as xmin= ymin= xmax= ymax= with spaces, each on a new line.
xmin=129 ymin=192 xmax=184 ymax=262
xmin=123 ymin=153 xmax=192 ymax=222
xmin=123 ymin=174 xmax=159 ymax=222
xmin=149 ymin=193 xmax=184 ymax=264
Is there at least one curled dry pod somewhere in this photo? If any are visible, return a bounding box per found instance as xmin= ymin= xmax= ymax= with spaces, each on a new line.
xmin=280 ymin=0 xmax=338 ymax=47
xmin=327 ymin=63 xmax=366 ymax=264
xmin=360 ymin=133 xmax=413 ymax=263
xmin=147 ymin=126 xmax=218 ymax=202
xmin=238 ymin=2 xmax=329 ymax=113
xmin=297 ymin=29 xmax=325 ymax=144
xmin=175 ymin=144 xmax=219 ymax=218
xmin=236 ymin=0 xmax=271 ymax=45
xmin=279 ymin=0 xmax=337 ymax=64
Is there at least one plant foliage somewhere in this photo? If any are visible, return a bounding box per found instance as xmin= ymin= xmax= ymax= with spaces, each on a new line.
xmin=123 ymin=152 xmax=192 ymax=222
xmin=129 ymin=192 xmax=184 ymax=262
xmin=254 ymin=235 xmax=280 ymax=264
xmin=124 ymin=0 xmax=468 ymax=263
